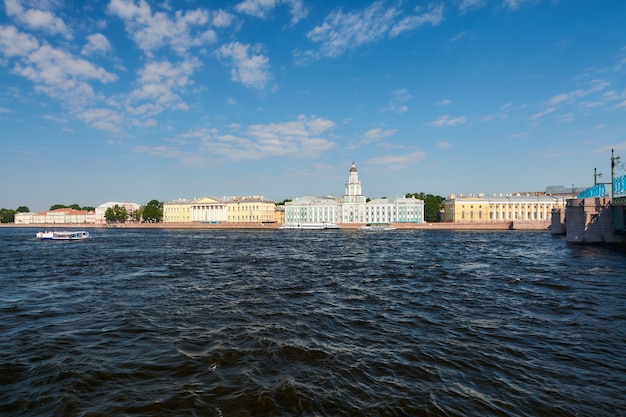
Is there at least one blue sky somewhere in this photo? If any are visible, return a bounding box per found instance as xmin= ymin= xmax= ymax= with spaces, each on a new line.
xmin=1 ymin=0 xmax=625 ymax=211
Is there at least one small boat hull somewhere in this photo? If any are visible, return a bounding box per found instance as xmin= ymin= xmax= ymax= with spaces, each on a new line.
xmin=36 ymin=231 xmax=91 ymax=241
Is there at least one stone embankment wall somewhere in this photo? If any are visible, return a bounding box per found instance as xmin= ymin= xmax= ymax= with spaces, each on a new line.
xmin=4 ymin=221 xmax=553 ymax=231
xmin=565 ymin=197 xmax=625 ymax=244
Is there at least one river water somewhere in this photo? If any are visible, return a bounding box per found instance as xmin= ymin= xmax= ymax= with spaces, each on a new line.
xmin=0 ymin=227 xmax=624 ymax=416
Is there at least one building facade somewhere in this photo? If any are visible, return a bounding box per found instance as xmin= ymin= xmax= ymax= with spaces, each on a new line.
xmin=15 ymin=208 xmax=95 ymax=224
xmin=284 ymin=196 xmax=340 ymax=225
xmin=163 ymin=196 xmax=275 ymax=224
xmin=190 ymin=196 xmax=227 ymax=223
xmin=226 ymin=196 xmax=276 ymax=223
xmin=443 ymin=194 xmax=566 ymax=223
xmin=366 ymin=197 xmax=424 ymax=224
xmin=163 ymin=198 xmax=194 ymax=223
xmin=284 ymin=162 xmax=424 ymax=225
xmin=95 ymin=202 xmax=141 ymax=224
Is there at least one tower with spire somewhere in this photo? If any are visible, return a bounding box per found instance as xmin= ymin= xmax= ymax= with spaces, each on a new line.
xmin=342 ymin=162 xmax=366 ymax=222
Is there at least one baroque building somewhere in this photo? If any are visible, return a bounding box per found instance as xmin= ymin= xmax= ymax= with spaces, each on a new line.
xmin=284 ymin=162 xmax=424 ymax=226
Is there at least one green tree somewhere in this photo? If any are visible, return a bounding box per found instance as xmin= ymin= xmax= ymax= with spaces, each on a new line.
xmin=142 ymin=200 xmax=163 ymax=223
xmin=406 ymin=192 xmax=446 ymax=222
xmin=50 ymin=204 xmax=66 ymax=210
xmin=132 ymin=206 xmax=143 ymax=222
xmin=16 ymin=206 xmax=30 ymax=213
xmin=0 ymin=208 xmax=16 ymax=223
xmin=104 ymin=205 xmax=129 ymax=223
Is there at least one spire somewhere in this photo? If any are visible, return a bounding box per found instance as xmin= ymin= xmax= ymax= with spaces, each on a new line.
xmin=350 ymin=161 xmax=357 ymax=173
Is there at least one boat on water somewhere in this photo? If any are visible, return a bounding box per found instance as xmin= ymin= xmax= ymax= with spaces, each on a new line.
xmin=280 ymin=223 xmax=340 ymax=230
xmin=36 ymin=230 xmax=91 ymax=241
xmin=358 ymin=224 xmax=397 ymax=231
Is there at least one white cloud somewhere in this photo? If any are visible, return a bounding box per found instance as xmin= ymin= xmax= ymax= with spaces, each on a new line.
xmin=436 ymin=141 xmax=451 ymax=149
xmin=436 ymin=98 xmax=452 ymax=106
xmin=459 ymin=0 xmax=485 ymax=13
xmin=547 ymin=80 xmax=609 ymax=106
xmin=76 ymin=107 xmax=123 ymax=132
xmin=82 ymin=33 xmax=112 ymax=56
xmin=162 ymin=115 xmax=336 ymax=163
xmin=152 ymin=115 xmax=335 ymax=164
xmin=0 ymin=25 xmax=39 ymax=57
xmin=450 ymin=31 xmax=466 ymax=42
xmin=366 ymin=151 xmax=426 ymax=168
xmin=427 ymin=114 xmax=467 ymax=127
xmin=557 ymin=112 xmax=575 ymax=123
xmin=306 ymin=2 xmax=399 ymax=58
xmin=106 ymin=0 xmax=216 ymax=56
xmin=217 ymin=42 xmax=271 ymax=89
xmin=235 ymin=0 xmax=277 ymax=19
xmin=389 ymin=3 xmax=444 ymax=37
xmin=362 ymin=128 xmax=396 ymax=143
xmin=212 ymin=9 xmax=235 ymax=28
xmin=382 ymin=89 xmax=411 ymax=113
xmin=235 ymin=0 xmax=308 ymax=25
xmin=303 ymin=1 xmax=443 ymax=60
xmin=11 ymin=42 xmax=117 ymax=109
xmin=528 ymin=107 xmax=555 ymax=120
xmin=126 ymin=59 xmax=197 ymax=116
xmin=5 ymin=0 xmax=71 ymax=39
xmin=503 ymin=0 xmax=534 ymax=11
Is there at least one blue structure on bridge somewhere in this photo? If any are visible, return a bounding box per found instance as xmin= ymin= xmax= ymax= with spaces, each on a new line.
xmin=576 ymin=184 xmax=607 ymax=199
xmin=614 ymin=174 xmax=626 ymax=198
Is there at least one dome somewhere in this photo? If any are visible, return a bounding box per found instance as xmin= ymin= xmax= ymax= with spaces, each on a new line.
xmin=349 ymin=162 xmax=357 ymax=172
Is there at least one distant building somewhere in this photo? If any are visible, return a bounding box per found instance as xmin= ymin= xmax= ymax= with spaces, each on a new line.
xmin=163 ymin=195 xmax=276 ymax=224
xmin=442 ymin=193 xmax=566 ymax=223
xmin=225 ymin=196 xmax=276 ymax=223
xmin=15 ymin=208 xmax=95 ymax=224
xmin=95 ymin=202 xmax=141 ymax=224
xmin=284 ymin=196 xmax=340 ymax=225
xmin=284 ymin=162 xmax=424 ymax=226
xmin=163 ymin=198 xmax=196 ymax=223
xmin=366 ymin=197 xmax=424 ymax=224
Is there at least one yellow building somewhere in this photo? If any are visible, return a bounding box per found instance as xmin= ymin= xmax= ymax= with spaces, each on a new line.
xmin=226 ymin=196 xmax=276 ymax=223
xmin=163 ymin=198 xmax=194 ymax=223
xmin=163 ymin=196 xmax=227 ymax=223
xmin=443 ymin=194 xmax=566 ymax=223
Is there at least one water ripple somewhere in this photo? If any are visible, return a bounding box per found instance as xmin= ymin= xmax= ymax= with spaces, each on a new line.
xmin=0 ymin=228 xmax=624 ymax=416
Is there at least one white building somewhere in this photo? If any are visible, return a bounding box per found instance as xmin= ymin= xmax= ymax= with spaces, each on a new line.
xmin=284 ymin=162 xmax=424 ymax=226
xmin=15 ymin=208 xmax=95 ymax=224
xmin=366 ymin=196 xmax=424 ymax=224
xmin=284 ymin=196 xmax=340 ymax=225
xmin=95 ymin=202 xmax=141 ymax=224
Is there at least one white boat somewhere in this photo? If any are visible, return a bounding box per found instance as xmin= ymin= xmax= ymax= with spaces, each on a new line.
xmin=36 ymin=230 xmax=91 ymax=241
xmin=280 ymin=222 xmax=339 ymax=230
xmin=358 ymin=224 xmax=396 ymax=231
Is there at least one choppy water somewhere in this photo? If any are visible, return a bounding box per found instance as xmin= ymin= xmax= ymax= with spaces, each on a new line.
xmin=0 ymin=227 xmax=624 ymax=416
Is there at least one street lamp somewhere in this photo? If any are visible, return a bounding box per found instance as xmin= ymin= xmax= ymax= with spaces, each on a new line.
xmin=611 ymin=148 xmax=622 ymax=200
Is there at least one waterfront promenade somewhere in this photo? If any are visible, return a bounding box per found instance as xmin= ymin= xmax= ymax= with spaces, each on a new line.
xmin=2 ymin=221 xmax=551 ymax=231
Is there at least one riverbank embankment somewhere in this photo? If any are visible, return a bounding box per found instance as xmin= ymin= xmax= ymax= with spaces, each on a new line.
xmin=1 ymin=221 xmax=550 ymax=231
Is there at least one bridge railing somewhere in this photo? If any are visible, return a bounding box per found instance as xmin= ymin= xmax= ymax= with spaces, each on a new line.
xmin=576 ymin=184 xmax=607 ymax=199
xmin=615 ymin=174 xmax=626 ymax=198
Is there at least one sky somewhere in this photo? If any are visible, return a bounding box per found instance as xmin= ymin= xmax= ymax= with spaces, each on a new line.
xmin=1 ymin=0 xmax=625 ymax=211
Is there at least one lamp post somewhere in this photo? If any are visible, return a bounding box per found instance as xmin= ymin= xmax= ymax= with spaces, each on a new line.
xmin=594 ymin=168 xmax=602 ymax=186
xmin=611 ymin=148 xmax=622 ymax=200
